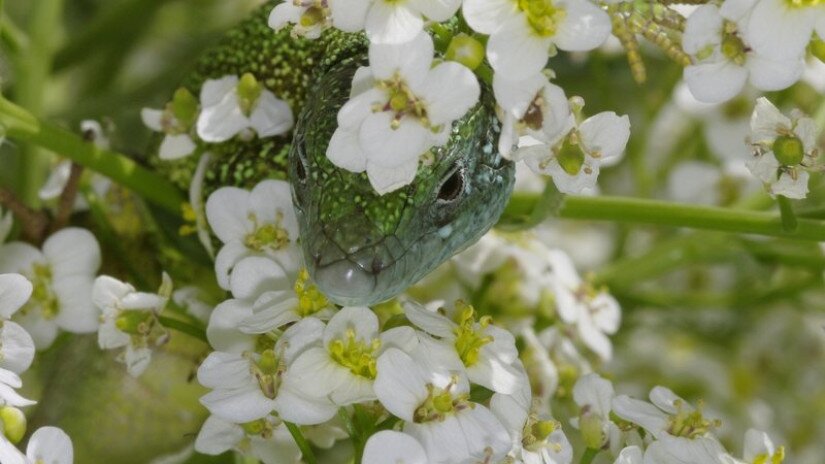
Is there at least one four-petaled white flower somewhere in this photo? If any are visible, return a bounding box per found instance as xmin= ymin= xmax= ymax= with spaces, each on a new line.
xmin=404 ymin=300 xmax=524 ymax=395
xmin=205 ymin=179 xmax=301 ymax=290
xmin=142 ymin=87 xmax=200 ymax=160
xmin=269 ymin=0 xmax=332 ymax=39
xmin=0 ymin=426 xmax=74 ymax=464
xmin=287 ymin=306 xmax=417 ymax=405
xmin=515 ymin=111 xmax=630 ymax=194
xmin=197 ymin=74 xmax=294 ymax=143
xmin=194 ymin=414 xmax=301 ymax=464
xmin=545 ymin=250 xmax=620 ymax=361
xmin=494 ymin=73 xmax=571 ymax=158
xmin=572 ymin=373 xmax=623 ymax=454
xmin=463 ymin=0 xmax=611 ymax=80
xmin=374 ymin=347 xmax=511 ymax=464
xmin=0 ymin=228 xmax=101 ymax=349
xmin=327 ymin=33 xmax=480 ymax=194
xmin=92 ymin=274 xmax=171 ymax=377
xmin=198 ymin=317 xmax=337 ymax=425
xmin=746 ymin=97 xmax=818 ymax=199
xmin=612 ymin=386 xmax=720 ymax=440
xmin=329 ymin=0 xmax=461 ymax=44
xmin=724 ymin=0 xmax=825 ymax=62
xmin=682 ymin=5 xmax=804 ymax=104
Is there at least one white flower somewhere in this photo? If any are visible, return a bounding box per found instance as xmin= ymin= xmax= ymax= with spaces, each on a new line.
xmin=142 ymin=87 xmax=199 ymax=160
xmin=746 ymin=97 xmax=818 ymax=199
xmin=0 ymin=426 xmax=73 ymax=464
xmin=326 ymin=33 xmax=480 ymax=194
xmin=682 ymin=5 xmax=804 ymax=103
xmin=269 ymin=0 xmax=331 ymax=39
xmin=741 ymin=429 xmax=784 ymax=463
xmin=194 ymin=415 xmax=301 ymax=464
xmin=198 ymin=317 xmax=337 ymax=425
xmin=373 ymin=347 xmax=511 ymax=464
xmin=0 ymin=228 xmax=101 ymax=349
xmin=612 ymin=386 xmax=720 ymax=440
xmin=494 ymin=73 xmax=571 ymax=157
xmin=546 ymin=250 xmax=620 ymax=361
xmin=196 ymin=74 xmax=294 ymax=143
xmin=328 ymin=0 xmax=460 ymax=44
xmin=403 ymin=300 xmax=524 ymax=395
xmin=362 ymin=431 xmax=428 ymax=464
xmin=92 ymin=274 xmax=171 ymax=377
xmin=515 ymin=112 xmax=630 ymax=194
xmin=572 ymin=373 xmax=622 ymax=453
xmin=205 ymin=179 xmax=301 ymax=290
xmin=206 ymin=257 xmax=334 ymax=352
xmin=463 ymin=0 xmax=611 ymax=80
xmin=729 ymin=0 xmax=825 ymax=62
xmin=286 ymin=306 xmax=417 ymax=405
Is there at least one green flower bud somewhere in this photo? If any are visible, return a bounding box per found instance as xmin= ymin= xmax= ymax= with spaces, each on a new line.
xmin=772 ymin=135 xmax=805 ymax=166
xmin=810 ymin=36 xmax=825 ymax=63
xmin=237 ymin=73 xmax=263 ymax=116
xmin=579 ymin=412 xmax=605 ymax=449
xmin=170 ymin=87 xmax=199 ymax=127
xmin=445 ymin=34 xmax=485 ymax=70
xmin=0 ymin=406 xmax=26 ymax=444
xmin=115 ymin=310 xmax=154 ymax=335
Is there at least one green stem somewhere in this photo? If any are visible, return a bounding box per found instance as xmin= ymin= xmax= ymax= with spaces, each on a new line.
xmin=15 ymin=0 xmax=64 ymax=206
xmin=502 ymin=192 xmax=825 ymax=241
xmin=156 ymin=316 xmax=206 ymax=342
xmin=777 ymin=196 xmax=797 ymax=232
xmin=3 ymin=97 xmax=185 ymax=213
xmin=579 ymin=448 xmax=599 ymax=464
xmin=284 ymin=421 xmax=317 ymax=464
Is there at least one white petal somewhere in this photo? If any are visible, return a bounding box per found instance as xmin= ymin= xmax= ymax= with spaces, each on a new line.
xmin=368 ymin=32 xmax=434 ymax=85
xmin=611 ymin=395 xmax=669 ymax=437
xmin=337 ymin=88 xmax=382 ymax=130
xmin=363 ymin=431 xmax=427 ymax=464
xmin=374 ymin=348 xmax=428 ymax=421
xmin=750 ymin=97 xmax=791 ymax=144
xmin=462 ymin=0 xmax=519 ymax=34
xmin=230 ymin=256 xmax=291 ymax=300
xmin=200 ymin=386 xmax=275 ymax=423
xmin=365 ymin=2 xmax=424 ymax=45
xmin=0 ymin=274 xmax=32 ymax=319
xmin=159 ymin=134 xmax=197 ymax=160
xmin=141 ymin=108 xmax=164 ymax=131
xmin=745 ymin=0 xmax=812 ymax=60
xmin=684 ymin=61 xmax=748 ymax=104
xmin=742 ymin=429 xmax=776 ymax=461
xmin=579 ymin=112 xmax=631 ymax=161
xmin=554 ymin=0 xmax=612 ymax=52
xmin=286 ymin=347 xmax=348 ymax=398
xmin=324 ymin=306 xmax=379 ymax=347
xmin=572 ymin=373 xmax=614 ymax=418
xmin=493 ymin=73 xmax=546 ymax=117
xmin=194 ymin=415 xmax=243 ymax=455
xmin=422 ymin=62 xmax=480 ymax=126
xmin=15 ymin=312 xmax=58 ymax=350
xmin=0 ymin=321 xmax=35 ymax=374
xmin=615 ymin=446 xmax=644 ymax=464
xmin=197 ymin=79 xmax=249 ymax=143
xmin=366 ymin=158 xmax=420 ymax=194
xmin=0 ymin=438 xmax=26 ymax=464
xmin=206 ymin=187 xmax=252 ymax=244
xmin=279 ymin=317 xmax=326 ymax=362
xmin=207 ymin=299 xmax=255 ymax=353
xmin=487 ymin=18 xmax=551 ymax=80
xmin=43 ymin=227 xmax=101 ymax=277
xmin=649 ymin=386 xmax=686 ymax=414
xmin=26 ymin=427 xmax=73 ymax=464
xmin=327 ymin=128 xmax=368 ymax=173
xmin=269 ymin=3 xmax=303 ymax=31
xmin=52 ymin=275 xmax=98 ymax=333
xmin=360 ymin=113 xmax=430 ymax=167
xmin=272 ymin=386 xmax=338 ymax=425
xmin=403 ymin=301 xmax=455 ymax=337
xmin=124 ymin=344 xmax=152 ymax=377
xmin=38 ymin=161 xmax=72 ymax=201
xmin=214 ymin=241 xmax=253 ymax=290
xmin=0 ymin=243 xmax=43 ymax=275
xmin=682 ymin=5 xmax=723 ymax=55
xmin=330 ymin=0 xmax=370 ymax=32
xmin=240 ymin=291 xmax=300 ymax=333
xmin=250 ymin=91 xmax=294 ymax=137
xmin=409 ymin=0 xmax=461 ymax=22
xmin=746 ymin=53 xmax=804 ymax=91
xmin=771 ymin=170 xmax=808 ymax=199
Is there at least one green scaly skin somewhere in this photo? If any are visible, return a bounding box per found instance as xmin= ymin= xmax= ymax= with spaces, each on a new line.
xmin=154 ymin=1 xmax=515 ymax=305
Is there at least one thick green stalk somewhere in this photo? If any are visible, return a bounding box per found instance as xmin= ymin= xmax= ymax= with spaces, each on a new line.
xmin=14 ymin=0 xmax=64 ymax=205
xmin=3 ymin=97 xmax=185 ymax=213
xmin=284 ymin=422 xmax=317 ymax=464
xmin=156 ymin=316 xmax=206 ymax=342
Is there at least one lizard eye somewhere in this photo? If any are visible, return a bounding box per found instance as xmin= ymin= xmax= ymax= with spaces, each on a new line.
xmin=437 ymin=167 xmax=464 ymax=203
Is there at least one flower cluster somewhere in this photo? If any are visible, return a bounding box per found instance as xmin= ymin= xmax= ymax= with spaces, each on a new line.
xmin=142 ymin=73 xmax=294 ymax=160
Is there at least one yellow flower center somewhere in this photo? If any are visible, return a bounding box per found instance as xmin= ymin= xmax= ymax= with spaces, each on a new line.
xmin=250 ymin=349 xmax=283 ymax=399
xmin=299 ymin=4 xmax=327 ymax=27
xmin=294 ymin=268 xmax=330 ymax=317
xmin=376 ymin=74 xmax=430 ymax=129
xmin=518 ymin=0 xmax=567 ymax=37
xmin=115 ymin=310 xmax=156 ymax=336
xmin=328 ymin=328 xmax=381 ymax=379
xmin=413 ymin=380 xmax=471 ymax=423
xmin=666 ymin=399 xmax=721 ymax=438
xmin=244 ymin=211 xmax=291 ymax=252
xmin=522 ymin=415 xmax=560 ymax=452
xmin=720 ymin=32 xmax=747 ymax=65
xmin=451 ymin=301 xmax=493 ymax=367
xmin=241 ymin=418 xmax=274 ymax=439
xmin=27 ymin=263 xmax=59 ymax=320
xmin=753 ymin=446 xmax=785 ymax=464
xmin=772 ymin=135 xmax=805 ymax=166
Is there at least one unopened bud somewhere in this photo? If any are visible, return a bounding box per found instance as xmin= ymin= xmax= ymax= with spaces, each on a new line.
xmin=445 ymin=34 xmax=485 ymax=70
xmin=0 ymin=407 xmax=26 ymax=444
xmin=237 ymin=73 xmax=263 ymax=116
xmin=171 ymin=87 xmax=199 ymax=127
xmin=579 ymin=412 xmax=605 ymax=449
xmin=773 ymin=135 xmax=805 ymax=166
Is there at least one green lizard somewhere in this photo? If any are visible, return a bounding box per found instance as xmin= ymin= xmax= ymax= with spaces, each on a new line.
xmin=155 ymin=1 xmax=515 ymax=305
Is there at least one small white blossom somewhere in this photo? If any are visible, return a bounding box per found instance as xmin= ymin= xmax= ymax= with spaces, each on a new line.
xmin=205 ymin=179 xmax=301 ymax=290
xmin=194 ymin=414 xmax=301 ymax=464
xmin=269 ymin=0 xmax=331 ymax=39
xmin=328 ymin=0 xmax=460 ymax=44
xmin=287 ymin=306 xmax=416 ymax=405
xmin=403 ymin=300 xmax=524 ymax=395
xmin=142 ymin=88 xmax=199 ymax=160
xmin=0 ymin=228 xmax=101 ymax=349
xmin=0 ymin=426 xmax=73 ymax=464
xmin=682 ymin=5 xmax=804 ymax=103
xmin=463 ymin=0 xmax=611 ymax=80
xmin=373 ymin=347 xmax=511 ymax=464
xmin=612 ymin=386 xmax=720 ymax=440
xmin=746 ymin=97 xmax=818 ymax=199
xmin=326 ymin=33 xmax=480 ymax=194
xmin=196 ymin=74 xmax=294 ymax=143
xmin=726 ymin=0 xmax=825 ymax=62
xmin=643 ymin=434 xmax=737 ymax=464
xmin=515 ymin=111 xmax=630 ymax=194
xmin=92 ymin=274 xmax=171 ymax=377
xmin=362 ymin=431 xmax=427 ymax=464
xmin=572 ymin=373 xmax=623 ymax=453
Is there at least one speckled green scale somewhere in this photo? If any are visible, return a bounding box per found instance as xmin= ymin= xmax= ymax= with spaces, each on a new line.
xmin=151 ymin=1 xmax=515 ymax=305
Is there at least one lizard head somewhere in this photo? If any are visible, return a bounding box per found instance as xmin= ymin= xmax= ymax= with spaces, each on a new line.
xmin=290 ymin=58 xmax=515 ymax=306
